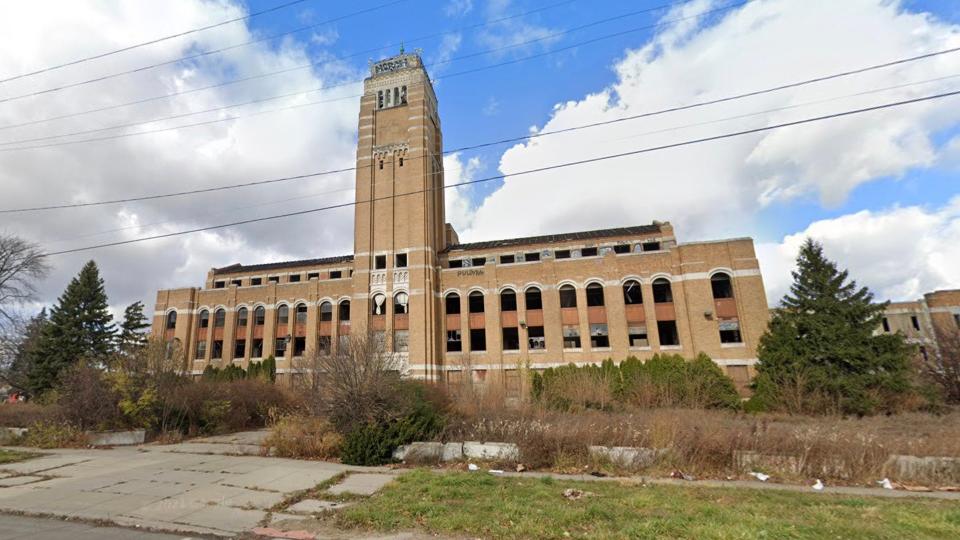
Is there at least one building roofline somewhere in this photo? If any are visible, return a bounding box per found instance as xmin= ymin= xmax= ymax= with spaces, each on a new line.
xmin=443 ymin=223 xmax=668 ymax=253
xmin=213 ymin=254 xmax=354 ymax=275
xmin=678 ymin=237 xmax=754 ymax=246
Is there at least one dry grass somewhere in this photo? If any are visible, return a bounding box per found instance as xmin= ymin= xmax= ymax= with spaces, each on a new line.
xmin=265 ymin=415 xmax=343 ymax=460
xmin=0 ymin=402 xmax=60 ymax=427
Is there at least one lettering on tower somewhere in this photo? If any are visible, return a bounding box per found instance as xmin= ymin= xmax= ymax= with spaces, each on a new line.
xmin=373 ymin=57 xmax=409 ymax=75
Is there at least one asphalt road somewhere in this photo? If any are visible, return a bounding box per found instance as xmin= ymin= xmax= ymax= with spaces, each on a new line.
xmin=0 ymin=514 xmax=201 ymax=540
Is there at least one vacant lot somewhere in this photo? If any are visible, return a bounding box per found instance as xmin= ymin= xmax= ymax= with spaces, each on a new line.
xmin=338 ymin=470 xmax=960 ymax=539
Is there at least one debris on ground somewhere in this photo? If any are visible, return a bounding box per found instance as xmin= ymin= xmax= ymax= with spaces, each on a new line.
xmin=900 ymin=483 xmax=933 ymax=492
xmin=589 ymin=471 xmax=607 ymax=478
xmin=877 ymin=478 xmax=894 ymax=490
xmin=748 ymin=471 xmax=770 ymax=482
xmin=467 ymin=463 xmax=478 ymax=471
xmin=812 ymin=479 xmax=824 ymax=491
xmin=489 ymin=469 xmax=504 ymax=474
xmin=515 ymin=464 xmax=526 ymax=472
xmin=670 ymin=470 xmax=694 ymax=481
xmin=562 ymin=488 xmax=597 ymax=500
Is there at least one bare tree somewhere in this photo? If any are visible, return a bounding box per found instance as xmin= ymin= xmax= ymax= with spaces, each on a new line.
xmin=923 ymin=329 xmax=960 ymax=404
xmin=0 ymin=233 xmax=49 ymax=327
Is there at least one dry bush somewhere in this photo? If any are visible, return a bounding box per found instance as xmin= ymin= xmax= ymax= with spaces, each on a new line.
xmin=265 ymin=415 xmax=342 ymax=459
xmin=0 ymin=402 xmax=60 ymax=427
xmin=166 ymin=378 xmax=297 ymax=436
xmin=20 ymin=420 xmax=87 ymax=449
xmin=57 ymin=363 xmax=123 ymax=430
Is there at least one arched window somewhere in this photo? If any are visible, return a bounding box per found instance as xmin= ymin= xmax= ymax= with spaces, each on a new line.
xmin=165 ymin=311 xmax=177 ymax=329
xmin=394 ymin=292 xmax=409 ymax=315
xmin=652 ymin=278 xmax=673 ymax=303
xmin=198 ymin=310 xmax=209 ymax=328
xmin=237 ymin=307 xmax=248 ymax=327
xmin=559 ymin=285 xmax=577 ymax=308
xmin=711 ymin=273 xmax=734 ymax=299
xmin=254 ymin=306 xmax=265 ymax=326
xmin=500 ymin=289 xmax=517 ymax=312
xmin=525 ymin=288 xmax=543 ymax=310
xmin=277 ymin=305 xmax=289 ymax=325
xmin=586 ymin=283 xmax=605 ymax=307
xmin=295 ymin=303 xmax=308 ymax=324
xmin=623 ymin=280 xmax=643 ymax=305
xmin=371 ymin=293 xmax=387 ymax=315
xmin=320 ymin=301 xmax=332 ymax=322
xmin=445 ymin=293 xmax=460 ymax=314
xmin=339 ymin=300 xmax=351 ymax=321
xmin=468 ymin=291 xmax=485 ymax=313
xmin=214 ymin=308 xmax=226 ymax=327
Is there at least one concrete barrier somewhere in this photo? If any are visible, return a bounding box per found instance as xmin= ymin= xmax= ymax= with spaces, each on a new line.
xmin=734 ymin=450 xmax=802 ymax=475
xmin=463 ymin=441 xmax=519 ymax=461
xmin=588 ymin=446 xmax=665 ymax=467
xmin=87 ymin=429 xmax=145 ymax=446
xmin=887 ymin=455 xmax=960 ymax=483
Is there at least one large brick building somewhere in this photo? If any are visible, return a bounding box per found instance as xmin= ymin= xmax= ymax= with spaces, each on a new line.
xmin=152 ymin=52 xmax=771 ymax=394
xmin=881 ymin=289 xmax=960 ymax=362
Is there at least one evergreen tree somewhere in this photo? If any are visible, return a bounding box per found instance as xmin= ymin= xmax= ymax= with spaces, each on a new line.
xmin=28 ymin=261 xmax=115 ymax=395
xmin=751 ymin=239 xmax=911 ymax=415
xmin=117 ymin=301 xmax=150 ymax=353
xmin=2 ymin=309 xmax=48 ymax=393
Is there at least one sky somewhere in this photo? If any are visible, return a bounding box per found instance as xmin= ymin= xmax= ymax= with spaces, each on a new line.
xmin=1 ymin=0 xmax=959 ymax=320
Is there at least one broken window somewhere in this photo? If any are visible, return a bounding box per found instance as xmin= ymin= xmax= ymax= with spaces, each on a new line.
xmin=563 ymin=325 xmax=581 ymax=349
xmin=214 ymin=308 xmax=225 ymax=328
xmin=613 ymin=244 xmax=630 ymax=254
xmin=525 ymin=288 xmax=543 ymax=310
xmin=268 ymin=276 xmax=280 ymax=284
xmin=581 ymin=247 xmax=598 ymax=257
xmin=711 ymin=273 xmax=734 ymax=299
xmin=719 ymin=319 xmax=742 ymax=343
xmin=449 ymin=259 xmax=463 ymax=268
xmin=447 ymin=330 xmax=462 ymax=352
xmin=251 ymin=338 xmax=263 ymax=358
xmin=318 ymin=336 xmax=331 ymax=355
xmin=445 ymin=293 xmax=461 ymax=314
xmin=395 ymin=253 xmax=407 ymax=268
xmin=293 ymin=337 xmax=306 ymax=356
xmin=524 ymin=252 xmax=540 ymax=262
xmin=394 ymin=292 xmax=409 ymax=315
xmin=308 ymin=272 xmax=320 ymax=280
xmin=166 ymin=311 xmax=177 ymax=329
xmin=586 ymin=283 xmax=605 ymax=307
xmin=330 ymin=270 xmax=342 ymax=279
xmin=555 ymin=249 xmax=571 ymax=259
xmin=469 ymin=291 xmax=484 ymax=313
xmin=394 ymin=330 xmax=409 ymax=353
xmin=254 ymin=306 xmax=265 ymax=326
xmin=911 ymin=315 xmax=920 ymax=331
xmin=338 ymin=300 xmax=351 ymax=321
xmin=214 ymin=281 xmax=225 ymax=289
xmin=251 ymin=277 xmax=263 ymax=286
xmin=288 ymin=274 xmax=301 ymax=283
xmin=275 ymin=337 xmax=287 ymax=358
xmin=377 ymin=90 xmax=384 ymax=108
xmin=401 ymin=85 xmax=407 ymax=103
xmin=559 ymin=285 xmax=578 ymax=308
xmin=375 ymin=255 xmax=387 ymax=270
xmin=628 ymin=325 xmax=648 ymax=347
xmin=590 ymin=324 xmax=609 ymax=348
xmin=198 ymin=310 xmax=209 ymax=329
xmin=371 ymin=293 xmax=387 ymax=315
xmin=499 ymin=254 xmax=515 ymax=264
xmin=277 ymin=305 xmax=289 ymax=325
xmin=658 ymin=320 xmax=680 ymax=346
xmin=470 ymin=328 xmax=486 ymax=351
xmin=881 ymin=317 xmax=890 ymax=332
xmin=212 ymin=340 xmax=223 ymax=359
xmin=502 ymin=327 xmax=520 ymax=350
xmin=500 ymin=289 xmax=517 ymax=312
xmin=295 ymin=303 xmax=308 ymax=324
xmin=234 ymin=339 xmax=246 ymax=358
xmin=195 ymin=340 xmax=206 ymax=359
xmin=231 ymin=279 xmax=242 ymax=287
xmin=471 ymin=257 xmax=486 ymax=266
xmin=528 ymin=326 xmax=545 ymax=350
xmin=379 ymin=160 xmax=384 ymax=170
xmin=320 ymin=302 xmax=332 ymax=322
xmin=623 ymin=280 xmax=643 ymax=305
xmin=642 ymin=241 xmax=661 ymax=252
xmin=237 ymin=307 xmax=248 ymax=327
xmin=652 ymin=278 xmax=673 ymax=303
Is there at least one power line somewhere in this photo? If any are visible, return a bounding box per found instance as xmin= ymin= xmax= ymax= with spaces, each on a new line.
xmin=0 ymin=0 xmax=702 ymax=130
xmin=0 ymin=0 xmax=574 ymax=105
xmin=0 ymin=0 xmax=314 ymax=84
xmin=39 ymin=88 xmax=960 ymax=257
xmin=2 ymin=43 xmax=955 ymax=212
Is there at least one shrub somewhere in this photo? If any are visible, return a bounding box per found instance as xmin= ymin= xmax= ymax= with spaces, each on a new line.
xmin=166 ymin=378 xmax=295 ymax=436
xmin=266 ymin=415 xmax=342 ymax=459
xmin=0 ymin=402 xmax=60 ymax=428
xmin=21 ymin=420 xmax=87 ymax=448
xmin=57 ymin=363 xmax=123 ymax=430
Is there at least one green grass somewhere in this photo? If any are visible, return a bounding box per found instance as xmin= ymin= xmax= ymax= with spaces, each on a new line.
xmin=337 ymin=470 xmax=960 ymax=539
xmin=0 ymin=449 xmax=37 ymax=464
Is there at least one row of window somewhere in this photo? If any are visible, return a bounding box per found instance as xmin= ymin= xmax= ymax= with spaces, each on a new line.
xmin=447 ymin=241 xmax=664 ymax=269
xmin=212 ymin=269 xmax=352 ymax=289
xmin=194 ymin=330 xmax=412 ymax=361
xmin=443 ymin=321 xmax=681 ymax=353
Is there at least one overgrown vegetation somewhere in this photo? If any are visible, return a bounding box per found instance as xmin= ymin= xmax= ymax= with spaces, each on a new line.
xmin=338 ymin=470 xmax=960 ymax=540
xmin=532 ymin=354 xmax=740 ymax=411
xmin=265 ymin=415 xmax=342 ymax=460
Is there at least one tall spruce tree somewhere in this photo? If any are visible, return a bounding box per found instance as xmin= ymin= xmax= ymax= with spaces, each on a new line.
xmin=28 ymin=261 xmax=115 ymax=395
xmin=752 ymin=239 xmax=911 ymax=415
xmin=117 ymin=301 xmax=150 ymax=353
xmin=1 ymin=309 xmax=48 ymax=393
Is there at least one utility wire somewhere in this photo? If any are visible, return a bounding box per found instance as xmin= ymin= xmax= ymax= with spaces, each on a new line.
xmin=0 ymin=0 xmax=572 ymax=105
xmin=0 ymin=0 xmax=703 ymax=129
xmin=2 ymin=42 xmax=956 ymax=212
xmin=0 ymin=0 xmax=314 ymax=84
xmin=39 ymin=88 xmax=960 ymax=257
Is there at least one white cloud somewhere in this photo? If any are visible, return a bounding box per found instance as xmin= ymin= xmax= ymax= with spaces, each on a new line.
xmin=444 ymin=0 xmax=474 ymax=17
xmin=757 ymin=198 xmax=960 ymax=305
xmin=475 ymin=0 xmax=561 ymax=57
xmin=443 ymin=153 xmax=482 ymax=234
xmin=482 ymin=96 xmax=500 ymax=116
xmin=460 ymin=0 xmax=960 ymax=245
xmin=0 ymin=1 xmax=360 ymax=312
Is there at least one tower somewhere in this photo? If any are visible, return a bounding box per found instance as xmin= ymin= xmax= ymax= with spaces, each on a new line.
xmin=351 ymin=52 xmax=445 ymax=379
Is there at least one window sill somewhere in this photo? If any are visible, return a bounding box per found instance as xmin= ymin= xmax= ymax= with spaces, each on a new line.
xmin=629 ymin=346 xmax=652 ymax=351
xmin=660 ymin=345 xmax=682 ymax=350
xmin=563 ymin=348 xmax=583 ymax=352
xmin=720 ymin=343 xmax=746 ymax=348
xmin=591 ymin=347 xmax=612 ymax=352
xmin=503 ymin=350 xmax=520 ymax=354
xmin=529 ymin=349 xmax=547 ymax=354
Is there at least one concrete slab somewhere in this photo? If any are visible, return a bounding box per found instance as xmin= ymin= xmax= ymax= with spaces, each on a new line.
xmin=175 ymin=503 xmax=264 ymax=534
xmin=328 ymin=473 xmax=395 ymax=496
xmin=0 ymin=474 xmax=47 ymax=487
xmin=157 ymin=442 xmax=264 ymax=456
xmin=0 ymin=456 xmax=89 ymax=475
xmin=287 ymin=498 xmax=352 ymax=514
